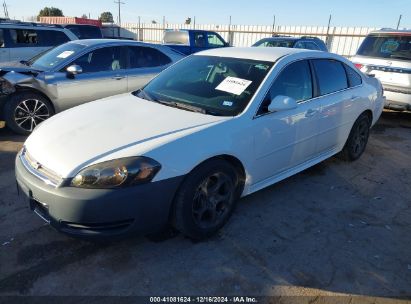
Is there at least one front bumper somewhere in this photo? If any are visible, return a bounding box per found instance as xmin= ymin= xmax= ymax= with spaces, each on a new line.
xmin=15 ymin=155 xmax=183 ymax=239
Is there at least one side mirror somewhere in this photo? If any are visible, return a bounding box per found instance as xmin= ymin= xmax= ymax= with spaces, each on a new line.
xmin=268 ymin=95 xmax=298 ymax=112
xmin=66 ymin=65 xmax=83 ymax=76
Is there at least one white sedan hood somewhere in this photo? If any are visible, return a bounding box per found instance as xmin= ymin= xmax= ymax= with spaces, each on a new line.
xmin=24 ymin=93 xmax=227 ymax=178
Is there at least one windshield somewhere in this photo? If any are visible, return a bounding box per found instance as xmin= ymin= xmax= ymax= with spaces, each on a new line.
xmin=253 ymin=39 xmax=295 ymax=48
xmin=29 ymin=43 xmax=87 ymax=70
xmin=136 ymin=55 xmax=273 ymax=116
xmin=357 ymin=34 xmax=411 ymax=60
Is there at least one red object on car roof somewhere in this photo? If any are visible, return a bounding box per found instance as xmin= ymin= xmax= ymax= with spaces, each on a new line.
xmin=39 ymin=17 xmax=102 ymax=27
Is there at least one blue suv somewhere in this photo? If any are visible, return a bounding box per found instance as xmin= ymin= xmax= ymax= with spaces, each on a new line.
xmin=253 ymin=35 xmax=328 ymax=52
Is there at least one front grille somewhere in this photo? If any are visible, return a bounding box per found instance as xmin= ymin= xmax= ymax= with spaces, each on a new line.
xmin=20 ymin=148 xmax=63 ymax=187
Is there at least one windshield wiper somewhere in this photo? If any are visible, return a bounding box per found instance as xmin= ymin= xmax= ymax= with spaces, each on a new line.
xmin=134 ymin=89 xmax=223 ymax=116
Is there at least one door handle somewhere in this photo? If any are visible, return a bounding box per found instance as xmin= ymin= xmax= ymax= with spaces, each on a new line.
xmin=112 ymin=75 xmax=125 ymax=80
xmin=305 ymin=109 xmax=318 ymax=117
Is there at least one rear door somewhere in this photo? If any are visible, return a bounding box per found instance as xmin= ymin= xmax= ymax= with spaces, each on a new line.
xmin=312 ymin=59 xmax=357 ymax=153
xmin=52 ymin=46 xmax=128 ymax=111
xmin=126 ymin=45 xmax=172 ymax=91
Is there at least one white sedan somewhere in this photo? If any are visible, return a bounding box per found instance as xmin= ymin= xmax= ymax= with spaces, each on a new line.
xmin=15 ymin=47 xmax=385 ymax=240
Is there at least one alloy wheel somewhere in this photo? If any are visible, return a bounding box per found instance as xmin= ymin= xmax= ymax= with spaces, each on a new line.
xmin=14 ymin=99 xmax=50 ymax=132
xmin=192 ymin=172 xmax=235 ymax=229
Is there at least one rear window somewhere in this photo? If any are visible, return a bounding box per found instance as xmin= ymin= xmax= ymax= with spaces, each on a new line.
xmin=38 ymin=30 xmax=70 ymax=46
xmin=357 ymin=34 xmax=411 ymax=60
xmin=163 ymin=31 xmax=189 ymax=45
xmin=312 ymin=59 xmax=348 ymax=95
xmin=10 ymin=29 xmax=38 ymax=45
xmin=65 ymin=25 xmax=103 ymax=39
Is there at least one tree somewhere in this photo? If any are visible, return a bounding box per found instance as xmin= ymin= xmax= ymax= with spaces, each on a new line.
xmin=185 ymin=17 xmax=191 ymax=25
xmin=99 ymin=12 xmax=114 ymax=23
xmin=37 ymin=7 xmax=64 ymax=20
xmin=81 ymin=14 xmax=88 ymax=19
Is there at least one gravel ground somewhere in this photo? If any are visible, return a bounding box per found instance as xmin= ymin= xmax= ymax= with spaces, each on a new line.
xmin=0 ymin=111 xmax=410 ymax=302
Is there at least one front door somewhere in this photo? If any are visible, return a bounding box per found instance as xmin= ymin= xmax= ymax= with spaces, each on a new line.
xmin=252 ymin=60 xmax=322 ymax=184
xmin=52 ymin=46 xmax=128 ymax=111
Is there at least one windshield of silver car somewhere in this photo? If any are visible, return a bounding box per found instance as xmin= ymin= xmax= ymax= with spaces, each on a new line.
xmin=135 ymin=55 xmax=273 ymax=116
xmin=28 ymin=43 xmax=87 ymax=70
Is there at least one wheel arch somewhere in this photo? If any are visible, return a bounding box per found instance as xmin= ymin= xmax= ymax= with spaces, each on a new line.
xmin=167 ymin=154 xmax=247 ymax=223
xmin=13 ymin=86 xmax=56 ymax=113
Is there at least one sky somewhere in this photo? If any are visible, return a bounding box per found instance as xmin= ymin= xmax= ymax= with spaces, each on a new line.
xmin=5 ymin=0 xmax=411 ymax=28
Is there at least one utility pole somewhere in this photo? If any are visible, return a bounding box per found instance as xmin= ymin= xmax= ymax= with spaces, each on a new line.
xmin=396 ymin=14 xmax=402 ymax=30
xmin=3 ymin=0 xmax=9 ymax=19
xmin=114 ymin=0 xmax=125 ymax=37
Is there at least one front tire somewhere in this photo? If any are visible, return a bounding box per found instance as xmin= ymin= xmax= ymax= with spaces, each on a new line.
xmin=4 ymin=91 xmax=54 ymax=135
xmin=340 ymin=113 xmax=371 ymax=161
xmin=172 ymin=159 xmax=239 ymax=240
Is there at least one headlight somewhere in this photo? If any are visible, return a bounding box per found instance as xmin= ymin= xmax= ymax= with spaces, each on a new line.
xmin=0 ymin=79 xmax=16 ymax=95
xmin=70 ymin=157 xmax=161 ymax=189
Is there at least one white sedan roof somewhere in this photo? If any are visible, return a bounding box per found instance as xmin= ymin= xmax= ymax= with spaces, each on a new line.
xmin=196 ymin=47 xmax=319 ymax=62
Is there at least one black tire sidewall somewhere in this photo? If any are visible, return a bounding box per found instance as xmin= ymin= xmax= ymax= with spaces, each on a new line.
xmin=345 ymin=114 xmax=371 ymax=161
xmin=4 ymin=91 xmax=54 ymax=135
xmin=173 ymin=159 xmax=239 ymax=240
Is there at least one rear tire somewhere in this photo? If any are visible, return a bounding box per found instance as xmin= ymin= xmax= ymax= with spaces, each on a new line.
xmin=172 ymin=159 xmax=239 ymax=240
xmin=339 ymin=113 xmax=371 ymax=161
xmin=4 ymin=91 xmax=54 ymax=135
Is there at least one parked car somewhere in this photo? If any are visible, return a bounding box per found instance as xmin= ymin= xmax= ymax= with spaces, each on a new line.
xmin=253 ymin=35 xmax=328 ymax=52
xmin=163 ymin=29 xmax=229 ymax=55
xmin=0 ymin=39 xmax=183 ymax=134
xmin=0 ymin=21 xmax=78 ymax=63
xmin=62 ymin=24 xmax=103 ymax=39
xmin=351 ymin=29 xmax=411 ymax=111
xmin=15 ymin=47 xmax=384 ymax=240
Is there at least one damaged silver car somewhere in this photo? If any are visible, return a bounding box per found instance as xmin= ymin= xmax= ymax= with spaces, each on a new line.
xmin=0 ymin=39 xmax=183 ymax=134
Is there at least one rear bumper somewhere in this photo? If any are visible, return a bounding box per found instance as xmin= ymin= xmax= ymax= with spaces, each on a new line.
xmin=15 ymin=154 xmax=184 ymax=239
xmin=383 ymin=89 xmax=411 ymax=111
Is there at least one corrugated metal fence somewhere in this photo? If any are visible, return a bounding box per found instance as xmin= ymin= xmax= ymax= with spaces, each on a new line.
xmin=119 ymin=23 xmax=378 ymax=57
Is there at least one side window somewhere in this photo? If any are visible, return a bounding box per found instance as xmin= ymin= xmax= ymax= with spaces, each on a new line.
xmin=207 ymin=33 xmax=225 ymax=47
xmin=38 ymin=30 xmax=70 ymax=46
xmin=304 ymin=41 xmax=321 ymax=50
xmin=0 ymin=29 xmax=4 ymax=47
xmin=128 ymin=46 xmax=171 ymax=68
xmin=294 ymin=41 xmax=305 ymax=49
xmin=69 ymin=46 xmax=127 ymax=73
xmin=194 ymin=32 xmax=207 ymax=48
xmin=259 ymin=60 xmax=313 ymax=114
xmin=10 ymin=29 xmax=38 ymax=46
xmin=312 ymin=59 xmax=348 ymax=95
xmin=344 ymin=64 xmax=362 ymax=87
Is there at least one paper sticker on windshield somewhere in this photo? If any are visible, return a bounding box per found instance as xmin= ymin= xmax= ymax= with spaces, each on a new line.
xmin=216 ymin=77 xmax=252 ymax=96
xmin=57 ymin=51 xmax=75 ymax=59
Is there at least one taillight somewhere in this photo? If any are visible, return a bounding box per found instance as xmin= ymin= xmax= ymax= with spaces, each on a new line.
xmin=354 ymin=63 xmax=364 ymax=70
